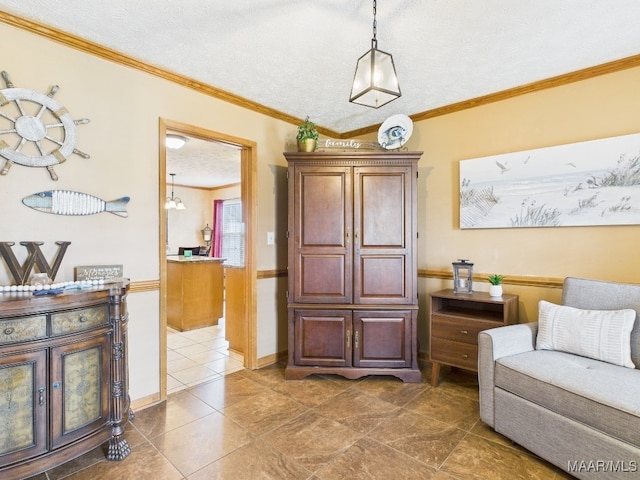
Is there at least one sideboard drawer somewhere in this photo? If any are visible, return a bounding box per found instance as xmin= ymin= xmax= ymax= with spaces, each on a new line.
xmin=0 ymin=316 xmax=47 ymax=344
xmin=51 ymin=306 xmax=109 ymax=335
xmin=430 ymin=337 xmax=478 ymax=372
xmin=431 ymin=314 xmax=497 ymax=345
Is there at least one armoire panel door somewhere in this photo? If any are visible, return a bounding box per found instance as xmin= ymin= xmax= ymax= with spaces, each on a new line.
xmin=50 ymin=335 xmax=110 ymax=449
xmin=353 ymin=167 xmax=413 ymax=304
xmin=353 ymin=311 xmax=411 ymax=368
xmin=293 ymin=166 xmax=352 ymax=303
xmin=293 ymin=310 xmax=352 ymax=367
xmin=0 ymin=349 xmax=48 ymax=465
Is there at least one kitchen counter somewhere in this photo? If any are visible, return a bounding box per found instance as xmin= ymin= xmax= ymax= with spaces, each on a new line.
xmin=167 ymin=257 xmax=224 ymax=331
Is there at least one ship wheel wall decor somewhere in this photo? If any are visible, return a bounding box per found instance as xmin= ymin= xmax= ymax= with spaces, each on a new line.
xmin=0 ymin=70 xmax=90 ymax=180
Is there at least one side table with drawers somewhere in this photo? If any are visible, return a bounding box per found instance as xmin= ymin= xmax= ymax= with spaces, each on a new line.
xmin=429 ymin=289 xmax=518 ymax=387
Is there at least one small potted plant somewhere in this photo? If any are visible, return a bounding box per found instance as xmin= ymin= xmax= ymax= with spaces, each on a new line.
xmin=488 ymin=274 xmax=504 ymax=297
xmin=296 ymin=116 xmax=319 ymax=152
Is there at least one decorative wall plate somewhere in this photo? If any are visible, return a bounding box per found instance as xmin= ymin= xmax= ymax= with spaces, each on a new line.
xmin=0 ymin=71 xmax=90 ymax=180
xmin=378 ymin=114 xmax=413 ymax=150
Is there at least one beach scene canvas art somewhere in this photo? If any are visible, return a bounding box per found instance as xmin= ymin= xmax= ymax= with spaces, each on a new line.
xmin=459 ymin=132 xmax=640 ymax=229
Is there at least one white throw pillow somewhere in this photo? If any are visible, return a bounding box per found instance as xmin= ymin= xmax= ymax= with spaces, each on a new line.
xmin=536 ymin=300 xmax=637 ymax=368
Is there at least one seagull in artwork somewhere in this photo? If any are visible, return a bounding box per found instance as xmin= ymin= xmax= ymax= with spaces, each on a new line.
xmin=565 ymin=162 xmax=577 ymax=168
xmin=495 ymin=160 xmax=510 ymax=173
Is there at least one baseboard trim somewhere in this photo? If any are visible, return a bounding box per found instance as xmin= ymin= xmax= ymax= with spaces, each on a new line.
xmin=255 ymin=351 xmax=287 ymax=368
xmin=130 ymin=392 xmax=162 ymax=412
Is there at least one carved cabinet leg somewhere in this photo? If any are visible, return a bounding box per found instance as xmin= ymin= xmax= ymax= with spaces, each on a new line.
xmin=107 ymin=435 xmax=131 ymax=461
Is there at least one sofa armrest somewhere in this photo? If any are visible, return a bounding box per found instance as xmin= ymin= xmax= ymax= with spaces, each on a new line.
xmin=478 ymin=322 xmax=538 ymax=427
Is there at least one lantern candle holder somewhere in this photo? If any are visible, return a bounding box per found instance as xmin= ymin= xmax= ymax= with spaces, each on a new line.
xmin=452 ymin=259 xmax=473 ymax=294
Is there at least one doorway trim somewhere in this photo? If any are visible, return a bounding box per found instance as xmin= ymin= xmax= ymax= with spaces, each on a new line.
xmin=159 ymin=118 xmax=257 ymax=399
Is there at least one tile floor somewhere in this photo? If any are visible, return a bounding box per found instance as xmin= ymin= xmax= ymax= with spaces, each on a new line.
xmin=32 ymin=364 xmax=572 ymax=480
xmin=167 ymin=319 xmax=244 ymax=395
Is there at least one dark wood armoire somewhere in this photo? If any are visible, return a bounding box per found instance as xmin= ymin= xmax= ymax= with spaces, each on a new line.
xmin=284 ymin=150 xmax=422 ymax=382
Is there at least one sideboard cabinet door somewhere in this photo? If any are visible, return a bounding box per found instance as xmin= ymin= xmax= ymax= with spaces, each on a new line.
xmin=50 ymin=334 xmax=110 ymax=449
xmin=0 ymin=349 xmax=48 ymax=465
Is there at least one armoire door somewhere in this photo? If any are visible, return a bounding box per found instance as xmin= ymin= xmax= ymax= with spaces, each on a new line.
xmin=292 ymin=166 xmax=352 ymax=304
xmin=353 ymin=166 xmax=414 ymax=305
xmin=353 ymin=311 xmax=413 ymax=368
xmin=293 ymin=309 xmax=352 ymax=367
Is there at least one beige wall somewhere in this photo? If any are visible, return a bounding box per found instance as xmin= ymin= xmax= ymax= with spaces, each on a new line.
xmin=165 ymin=183 xmax=241 ymax=254
xmin=408 ymin=66 xmax=640 ymax=349
xmin=211 ymin=184 xmax=242 ymax=201
xmin=0 ymin=22 xmax=292 ymax=402
xmin=2 ymin=20 xmax=639 ymax=401
xmin=411 ymin=66 xmax=640 ymax=280
xmin=166 ymin=185 xmax=212 ymax=254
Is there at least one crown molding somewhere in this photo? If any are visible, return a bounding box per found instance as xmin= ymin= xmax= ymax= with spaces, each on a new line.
xmin=3 ymin=10 xmax=639 ymax=140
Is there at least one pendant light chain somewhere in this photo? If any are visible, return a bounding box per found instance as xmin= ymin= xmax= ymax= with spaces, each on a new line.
xmin=372 ymin=0 xmax=377 ymax=47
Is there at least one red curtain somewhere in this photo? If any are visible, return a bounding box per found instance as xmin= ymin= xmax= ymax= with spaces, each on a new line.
xmin=212 ymin=199 xmax=224 ymax=258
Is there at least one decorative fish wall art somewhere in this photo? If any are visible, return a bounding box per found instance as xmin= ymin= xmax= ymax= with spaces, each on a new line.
xmin=22 ymin=190 xmax=130 ymax=217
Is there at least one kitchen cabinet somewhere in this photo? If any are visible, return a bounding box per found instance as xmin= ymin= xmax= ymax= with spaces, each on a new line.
xmin=167 ymin=257 xmax=224 ymax=331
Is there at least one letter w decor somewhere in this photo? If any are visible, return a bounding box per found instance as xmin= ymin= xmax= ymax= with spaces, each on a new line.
xmin=0 ymin=241 xmax=71 ymax=285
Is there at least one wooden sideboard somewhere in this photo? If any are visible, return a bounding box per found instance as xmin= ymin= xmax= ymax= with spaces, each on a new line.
xmin=167 ymin=257 xmax=224 ymax=331
xmin=0 ymin=282 xmax=131 ymax=480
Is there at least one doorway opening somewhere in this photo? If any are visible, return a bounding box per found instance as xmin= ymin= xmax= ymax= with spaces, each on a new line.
xmin=159 ymin=118 xmax=257 ymax=399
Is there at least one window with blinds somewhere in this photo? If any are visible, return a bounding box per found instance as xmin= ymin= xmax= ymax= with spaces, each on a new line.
xmin=221 ymin=198 xmax=245 ymax=267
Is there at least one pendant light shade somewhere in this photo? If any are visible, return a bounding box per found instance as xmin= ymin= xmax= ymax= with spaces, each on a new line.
xmin=349 ymin=0 xmax=401 ymax=108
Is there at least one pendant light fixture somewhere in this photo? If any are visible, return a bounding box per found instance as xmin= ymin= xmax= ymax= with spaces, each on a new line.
xmin=165 ymin=173 xmax=186 ymax=210
xmin=349 ymin=0 xmax=401 ymax=108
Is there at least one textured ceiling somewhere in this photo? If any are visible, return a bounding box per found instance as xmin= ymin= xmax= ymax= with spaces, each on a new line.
xmin=2 ymin=1 xmax=640 ymax=186
xmin=165 ymin=133 xmax=241 ymax=189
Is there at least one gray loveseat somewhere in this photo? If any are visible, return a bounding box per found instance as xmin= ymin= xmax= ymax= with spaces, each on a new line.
xmin=478 ymin=277 xmax=640 ymax=479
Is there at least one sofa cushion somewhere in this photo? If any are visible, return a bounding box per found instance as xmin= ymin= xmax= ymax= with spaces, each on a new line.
xmin=561 ymin=277 xmax=640 ymax=370
xmin=537 ymin=300 xmax=636 ymax=368
xmin=495 ymin=349 xmax=640 ymax=447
